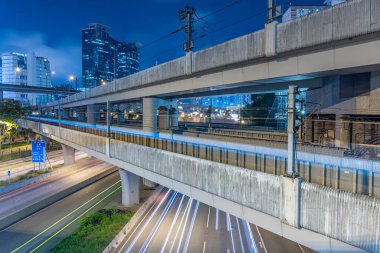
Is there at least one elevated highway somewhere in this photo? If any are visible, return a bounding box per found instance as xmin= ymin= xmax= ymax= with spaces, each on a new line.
xmin=43 ymin=0 xmax=380 ymax=109
xmin=19 ymin=117 xmax=380 ymax=253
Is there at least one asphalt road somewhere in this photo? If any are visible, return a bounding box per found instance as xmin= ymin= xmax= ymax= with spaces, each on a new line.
xmin=0 ymin=150 xmax=88 ymax=180
xmin=116 ymin=189 xmax=315 ymax=253
xmin=0 ymin=160 xmax=121 ymax=253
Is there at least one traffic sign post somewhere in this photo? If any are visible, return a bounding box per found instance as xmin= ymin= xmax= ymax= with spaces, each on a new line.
xmin=7 ymin=170 xmax=11 ymax=184
xmin=32 ymin=141 xmax=46 ymax=163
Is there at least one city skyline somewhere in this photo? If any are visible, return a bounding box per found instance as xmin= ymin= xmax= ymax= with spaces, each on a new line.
xmin=0 ymin=0 xmax=325 ymax=85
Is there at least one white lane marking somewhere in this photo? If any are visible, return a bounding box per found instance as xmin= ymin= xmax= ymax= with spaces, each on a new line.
xmin=215 ymin=208 xmax=219 ymax=231
xmin=140 ymin=192 xmax=179 ymax=253
xmin=182 ymin=200 xmax=200 ymax=253
xmin=202 ymin=241 xmax=206 ymax=253
xmin=235 ymin=217 xmax=245 ymax=253
xmin=117 ymin=190 xmax=164 ymax=252
xmin=176 ymin=199 xmax=194 ymax=253
xmin=298 ymin=244 xmax=306 ymax=253
xmin=243 ymin=220 xmax=258 ymax=253
xmin=227 ymin=213 xmax=236 ymax=253
xmin=124 ymin=189 xmax=172 ymax=253
xmin=206 ymin=207 xmax=211 ymax=228
xmin=255 ymin=226 xmax=268 ymax=253
xmin=169 ymin=198 xmax=192 ymax=253
xmin=160 ymin=195 xmax=185 ymax=253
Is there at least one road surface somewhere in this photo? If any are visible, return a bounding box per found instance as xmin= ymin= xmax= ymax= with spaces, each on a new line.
xmin=0 ymin=161 xmax=121 ymax=253
xmin=0 ymin=150 xmax=88 ymax=181
xmin=116 ymin=189 xmax=315 ymax=253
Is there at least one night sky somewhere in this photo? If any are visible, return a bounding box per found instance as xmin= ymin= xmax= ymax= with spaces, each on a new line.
xmin=0 ymin=0 xmax=324 ymax=85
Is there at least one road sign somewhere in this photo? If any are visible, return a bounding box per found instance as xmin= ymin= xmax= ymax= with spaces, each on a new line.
xmin=32 ymin=140 xmax=46 ymax=163
xmin=7 ymin=170 xmax=10 ymax=177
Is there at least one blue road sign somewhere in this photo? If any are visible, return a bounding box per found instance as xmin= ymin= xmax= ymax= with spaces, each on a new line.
xmin=32 ymin=141 xmax=46 ymax=163
xmin=7 ymin=170 xmax=10 ymax=177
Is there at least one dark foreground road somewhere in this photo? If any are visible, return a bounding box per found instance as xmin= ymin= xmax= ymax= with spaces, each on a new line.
xmin=116 ymin=188 xmax=314 ymax=253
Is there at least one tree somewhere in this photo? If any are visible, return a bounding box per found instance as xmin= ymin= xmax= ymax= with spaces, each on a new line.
xmin=241 ymin=93 xmax=276 ymax=127
xmin=0 ymin=101 xmax=29 ymax=149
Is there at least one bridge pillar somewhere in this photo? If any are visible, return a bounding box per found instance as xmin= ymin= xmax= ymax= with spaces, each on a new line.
xmin=119 ymin=169 xmax=140 ymax=207
xmin=86 ymin=104 xmax=96 ymax=124
xmin=62 ymin=108 xmax=69 ymax=119
xmin=62 ymin=144 xmax=75 ymax=165
xmin=143 ymin=97 xmax=158 ymax=132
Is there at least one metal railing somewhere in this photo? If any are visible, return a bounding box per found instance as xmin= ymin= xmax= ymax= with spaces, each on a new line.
xmin=23 ymin=117 xmax=380 ymax=198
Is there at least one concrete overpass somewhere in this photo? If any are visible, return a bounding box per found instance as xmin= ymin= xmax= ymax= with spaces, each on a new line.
xmin=19 ymin=117 xmax=380 ymax=253
xmin=0 ymin=83 xmax=77 ymax=95
xmin=43 ymin=0 xmax=380 ymax=109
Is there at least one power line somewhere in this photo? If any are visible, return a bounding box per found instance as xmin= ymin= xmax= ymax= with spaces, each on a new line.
xmin=138 ymin=0 xmax=245 ymax=51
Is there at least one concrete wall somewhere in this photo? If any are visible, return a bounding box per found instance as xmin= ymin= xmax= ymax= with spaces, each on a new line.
xmin=301 ymin=182 xmax=380 ymax=253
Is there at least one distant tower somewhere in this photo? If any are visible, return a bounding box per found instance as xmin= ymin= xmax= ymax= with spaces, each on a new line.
xmin=82 ymin=23 xmax=139 ymax=89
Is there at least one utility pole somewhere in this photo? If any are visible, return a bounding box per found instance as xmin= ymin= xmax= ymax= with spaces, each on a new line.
xmin=106 ymin=100 xmax=111 ymax=138
xmin=179 ymin=5 xmax=195 ymax=52
xmin=287 ymin=85 xmax=297 ymax=176
xmin=267 ymin=0 xmax=282 ymax=23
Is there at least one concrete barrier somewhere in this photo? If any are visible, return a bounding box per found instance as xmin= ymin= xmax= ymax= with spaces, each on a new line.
xmin=0 ymin=168 xmax=116 ymax=230
xmin=102 ymin=186 xmax=164 ymax=253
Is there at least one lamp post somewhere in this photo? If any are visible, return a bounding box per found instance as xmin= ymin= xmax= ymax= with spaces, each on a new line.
xmin=69 ymin=75 xmax=77 ymax=90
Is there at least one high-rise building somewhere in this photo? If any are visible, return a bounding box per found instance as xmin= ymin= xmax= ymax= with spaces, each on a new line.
xmin=1 ymin=52 xmax=52 ymax=106
xmin=82 ymin=23 xmax=139 ymax=89
xmin=282 ymin=6 xmax=327 ymax=22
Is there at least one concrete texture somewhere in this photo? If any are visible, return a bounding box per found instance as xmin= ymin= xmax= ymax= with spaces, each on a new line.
xmin=119 ymin=169 xmax=140 ymax=207
xmin=62 ymin=144 xmax=75 ymax=165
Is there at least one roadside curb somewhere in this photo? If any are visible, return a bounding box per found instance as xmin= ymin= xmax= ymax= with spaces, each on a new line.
xmin=0 ymin=165 xmax=77 ymax=195
xmin=0 ymin=168 xmax=116 ymax=231
xmin=102 ymin=185 xmax=164 ymax=253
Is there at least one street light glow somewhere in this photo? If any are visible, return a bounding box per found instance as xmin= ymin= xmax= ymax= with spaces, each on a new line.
xmin=51 ymin=71 xmax=56 ymax=75
xmin=15 ymin=67 xmax=21 ymax=73
xmin=69 ymin=75 xmax=75 ymax=81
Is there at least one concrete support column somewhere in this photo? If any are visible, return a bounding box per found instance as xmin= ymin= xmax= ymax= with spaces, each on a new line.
xmin=169 ymin=103 xmax=179 ymax=129
xmin=143 ymin=97 xmax=158 ymax=133
xmin=86 ymin=104 xmax=96 ymax=124
xmin=119 ymin=169 xmax=140 ymax=207
xmin=62 ymin=108 xmax=69 ymax=119
xmin=77 ymin=108 xmax=85 ymax=121
xmin=117 ymin=109 xmax=125 ymax=124
xmin=62 ymin=144 xmax=75 ymax=165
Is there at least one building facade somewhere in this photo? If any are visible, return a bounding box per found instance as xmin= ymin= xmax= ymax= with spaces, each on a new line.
xmin=82 ymin=23 xmax=139 ymax=89
xmin=1 ymin=52 xmax=52 ymax=106
xmin=282 ymin=6 xmax=327 ymax=22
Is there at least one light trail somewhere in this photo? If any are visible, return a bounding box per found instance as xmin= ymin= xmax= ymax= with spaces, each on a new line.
xmin=182 ymin=200 xmax=200 ymax=253
xmin=160 ymin=194 xmax=185 ymax=253
xmin=10 ymin=179 xmax=121 ymax=253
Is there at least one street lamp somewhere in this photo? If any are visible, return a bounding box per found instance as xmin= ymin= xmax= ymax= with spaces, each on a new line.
xmin=68 ymin=75 xmax=78 ymax=90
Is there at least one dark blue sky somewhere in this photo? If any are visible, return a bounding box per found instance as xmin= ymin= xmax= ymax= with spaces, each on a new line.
xmin=0 ymin=0 xmax=324 ymax=84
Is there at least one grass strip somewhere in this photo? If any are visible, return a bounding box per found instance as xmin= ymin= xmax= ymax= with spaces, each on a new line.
xmin=50 ymin=207 xmax=133 ymax=253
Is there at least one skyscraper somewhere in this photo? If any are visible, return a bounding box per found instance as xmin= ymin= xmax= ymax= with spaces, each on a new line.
xmin=1 ymin=52 xmax=52 ymax=106
xmin=82 ymin=23 xmax=139 ymax=89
